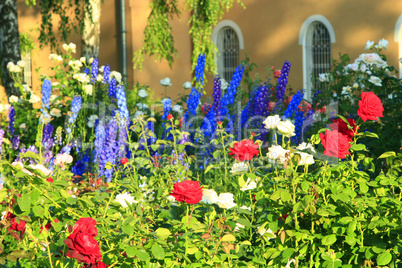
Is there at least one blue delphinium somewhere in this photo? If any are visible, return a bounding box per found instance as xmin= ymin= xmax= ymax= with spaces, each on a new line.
xmin=109 ymin=78 xmax=117 ymax=99
xmin=41 ymin=79 xmax=52 ymax=110
xmin=162 ymin=98 xmax=172 ymax=120
xmin=68 ymin=96 xmax=82 ymax=125
xmin=220 ymin=65 xmax=245 ymax=117
xmin=276 ymin=61 xmax=291 ymax=101
xmin=211 ymin=75 xmax=222 ymax=115
xmin=84 ymin=68 xmax=90 ymax=75
xmin=195 ymin=54 xmax=206 ymax=85
xmin=241 ymin=86 xmax=260 ymax=129
xmin=8 ymin=106 xmax=15 ymax=136
xmin=42 ymin=124 xmax=54 ymax=150
xmin=116 ymin=84 xmax=129 ymax=122
xmin=283 ymin=89 xmax=304 ymax=119
xmin=91 ymin=58 xmax=99 ymax=79
xmin=103 ymin=65 xmax=111 ymax=84
xmin=0 ymin=129 xmax=4 ymax=155
xmin=101 ymin=119 xmax=118 ymax=182
xmin=117 ymin=122 xmax=128 ymax=160
xmin=12 ymin=135 xmax=20 ymax=150
xmin=292 ymin=109 xmax=305 ymax=144
xmin=183 ymin=87 xmax=201 ymax=122
xmin=16 ymin=145 xmax=39 ymax=164
xmin=94 ymin=123 xmax=106 ymax=165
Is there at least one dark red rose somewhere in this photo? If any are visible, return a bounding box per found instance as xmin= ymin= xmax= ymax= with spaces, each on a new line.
xmin=96 ymin=178 xmax=102 ymax=185
xmin=329 ymin=118 xmax=359 ymax=142
xmin=46 ymin=177 xmax=54 ymax=183
xmin=40 ymin=219 xmax=59 ymax=233
xmin=6 ymin=212 xmax=26 ymax=239
xmin=278 ymin=214 xmax=289 ymax=222
xmin=178 ymin=117 xmax=184 ymax=128
xmin=268 ymin=101 xmax=276 ymax=112
xmin=229 ymin=139 xmax=259 ymax=161
xmin=357 ymin=92 xmax=384 ymax=122
xmin=83 ymin=261 xmax=108 ymax=267
xmin=319 ymin=129 xmax=351 ymax=159
xmin=64 ymin=218 xmax=102 ymax=264
xmin=120 ymin=158 xmax=129 ymax=165
xmin=169 ymin=180 xmax=203 ymax=204
xmin=167 ymin=114 xmax=173 ymax=120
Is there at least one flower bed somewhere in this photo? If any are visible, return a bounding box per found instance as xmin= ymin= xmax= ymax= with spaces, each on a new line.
xmin=0 ymin=40 xmax=401 ymax=267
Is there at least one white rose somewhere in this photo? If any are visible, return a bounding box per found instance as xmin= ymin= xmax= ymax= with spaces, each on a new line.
xmin=134 ymin=110 xmax=145 ymax=118
xmin=20 ymin=123 xmax=27 ymax=130
xmin=138 ymin=89 xmax=148 ymax=98
xmin=80 ymin=57 xmax=86 ymax=63
xmin=136 ymin=103 xmax=149 ymax=110
xmin=364 ymin=40 xmax=374 ymax=50
xmin=217 ymin=193 xmax=236 ymax=209
xmin=115 ymin=192 xmax=138 ymax=208
xmin=375 ymin=38 xmax=389 ymax=50
xmin=296 ymin=142 xmax=316 ymax=153
xmin=220 ymin=78 xmax=229 ymax=90
xmin=50 ymin=108 xmax=62 ymax=117
xmin=267 ymin=145 xmax=289 ymax=164
xmin=239 ymin=205 xmax=251 ymax=211
xmin=54 ymin=153 xmax=73 ymax=167
xmin=298 ymin=152 xmax=315 ymax=165
xmin=368 ymin=76 xmax=382 ymax=87
xmin=99 ymin=65 xmax=105 ymax=72
xmin=230 ymin=162 xmax=248 ymax=173
xmin=110 ymin=71 xmax=122 ymax=83
xmin=263 ymin=115 xmax=281 ymax=129
xmin=240 ymin=177 xmax=260 ymax=191
xmin=7 ymin=62 xmax=15 ymax=69
xmin=68 ymin=42 xmax=76 ymax=53
xmin=258 ymin=226 xmax=276 ymax=240
xmin=89 ymin=58 xmax=94 ymax=64
xmin=29 ymin=94 xmax=41 ymax=103
xmin=160 ymin=77 xmax=172 ymax=86
xmin=183 ymin=81 xmax=192 ymax=89
xmin=172 ymin=104 xmax=183 ymax=114
xmin=318 ymin=73 xmax=330 ymax=82
xmin=28 ymin=164 xmax=52 ymax=177
xmin=10 ymin=65 xmax=22 ymax=73
xmin=83 ymin=84 xmax=93 ymax=95
xmin=9 ymin=95 xmax=19 ymax=103
xmin=17 ymin=60 xmax=26 ymax=68
xmin=201 ymin=189 xmax=218 ymax=204
xmin=277 ymin=120 xmax=296 ymax=137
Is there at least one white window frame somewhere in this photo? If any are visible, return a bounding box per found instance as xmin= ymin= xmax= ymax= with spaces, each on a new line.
xmin=211 ymin=20 xmax=244 ymax=80
xmin=299 ymin=15 xmax=335 ymax=100
xmin=394 ymin=15 xmax=402 ymax=78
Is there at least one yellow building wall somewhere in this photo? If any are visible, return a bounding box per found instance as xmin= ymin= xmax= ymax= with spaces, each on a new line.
xmin=2 ymin=0 xmax=402 ymax=106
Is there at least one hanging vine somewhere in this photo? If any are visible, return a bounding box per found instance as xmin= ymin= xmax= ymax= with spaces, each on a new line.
xmin=133 ymin=0 xmax=245 ymax=77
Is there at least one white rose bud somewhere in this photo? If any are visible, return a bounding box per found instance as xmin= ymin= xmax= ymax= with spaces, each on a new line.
xmin=183 ymin=81 xmax=192 ymax=89
xmin=298 ymin=152 xmax=315 ymax=165
xmin=201 ymin=189 xmax=218 ymax=204
xmin=368 ymin=76 xmax=382 ymax=87
xmin=160 ymin=77 xmax=172 ymax=86
xmin=9 ymin=95 xmax=19 ymax=103
xmin=217 ymin=193 xmax=236 ymax=209
xmin=364 ymin=40 xmax=374 ymax=50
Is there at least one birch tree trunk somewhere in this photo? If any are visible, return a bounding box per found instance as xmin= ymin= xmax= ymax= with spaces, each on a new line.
xmin=0 ymin=0 xmax=22 ymax=97
xmin=81 ymin=0 xmax=101 ymax=60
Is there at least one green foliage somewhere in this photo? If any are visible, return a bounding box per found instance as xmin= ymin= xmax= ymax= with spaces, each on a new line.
xmin=19 ymin=32 xmax=36 ymax=56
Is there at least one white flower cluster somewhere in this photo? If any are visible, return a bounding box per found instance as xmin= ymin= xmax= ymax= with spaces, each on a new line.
xmin=7 ymin=61 xmax=25 ymax=73
xmin=172 ymin=104 xmax=183 ymax=114
xmin=230 ymin=162 xmax=248 ymax=173
xmin=201 ymin=189 xmax=236 ymax=209
xmin=49 ymin=53 xmax=63 ymax=63
xmin=263 ymin=115 xmax=295 ymax=137
xmin=110 ymin=71 xmax=122 ymax=83
xmin=240 ymin=177 xmax=260 ymax=191
xmin=68 ymin=60 xmax=83 ymax=71
xmin=115 ymin=192 xmax=138 ymax=208
xmin=87 ymin=115 xmax=98 ymax=128
xmin=9 ymin=95 xmax=19 ymax=103
xmin=73 ymin=73 xmax=90 ymax=83
xmin=62 ymin=42 xmax=76 ymax=53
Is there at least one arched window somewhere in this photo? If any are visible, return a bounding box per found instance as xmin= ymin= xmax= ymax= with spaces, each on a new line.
xmin=299 ymin=15 xmax=335 ymax=100
xmin=212 ymin=20 xmax=244 ymax=82
xmin=394 ymin=15 xmax=402 ymax=78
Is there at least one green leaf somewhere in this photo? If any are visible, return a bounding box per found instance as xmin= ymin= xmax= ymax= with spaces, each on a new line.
xmin=125 ymin=246 xmax=136 ymax=258
xmin=60 ymin=189 xmax=71 ymax=199
xmin=135 ymin=250 xmax=150 ymax=262
xmin=376 ymin=251 xmax=392 ymax=266
xmin=222 ymin=234 xmax=236 ymax=242
xmin=186 ymin=247 xmax=199 ymax=254
xmin=151 ymin=144 xmax=159 ymax=151
xmin=18 ymin=194 xmax=31 ymax=212
xmin=122 ymin=224 xmax=134 ymax=235
xmin=322 ymin=234 xmax=337 ymax=246
xmin=151 ymin=244 xmax=165 ymax=260
xmin=155 ymin=227 xmax=171 ymax=239
xmin=350 ymin=143 xmax=367 ymax=152
xmin=10 ymin=250 xmax=26 ymax=258
xmin=105 ymin=162 xmax=114 ymax=170
xmin=280 ymin=190 xmax=292 ymax=202
xmin=378 ymin=151 xmax=396 ymax=159
xmin=363 ymin=132 xmax=378 ymax=139
xmin=359 ymin=182 xmax=369 ymax=194
xmin=0 ymin=189 xmax=7 ymax=202
xmin=204 ymin=165 xmax=214 ymax=174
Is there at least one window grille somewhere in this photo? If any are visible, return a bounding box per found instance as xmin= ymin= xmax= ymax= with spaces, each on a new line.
xmin=310 ymin=22 xmax=331 ymax=91
xmin=217 ymin=27 xmax=240 ymax=82
xmin=22 ymin=53 xmax=32 ymax=87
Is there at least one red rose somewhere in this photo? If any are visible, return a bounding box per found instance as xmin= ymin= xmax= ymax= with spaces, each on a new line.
xmin=169 ymin=180 xmax=203 ymax=204
xmin=319 ymin=129 xmax=351 ymax=159
xmin=329 ymin=118 xmax=359 ymax=142
xmin=178 ymin=117 xmax=184 ymax=128
xmin=229 ymin=139 xmax=259 ymax=161
xmin=40 ymin=219 xmax=59 ymax=233
xmin=274 ymin=70 xmax=281 ymax=78
xmin=84 ymin=261 xmax=108 ymax=267
xmin=46 ymin=177 xmax=54 ymax=183
xmin=120 ymin=158 xmax=129 ymax=165
xmin=96 ymin=178 xmax=102 ymax=185
xmin=64 ymin=218 xmax=102 ymax=264
xmin=167 ymin=114 xmax=173 ymax=120
xmin=357 ymin=92 xmax=384 ymax=122
xmin=6 ymin=212 xmax=26 ymax=239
